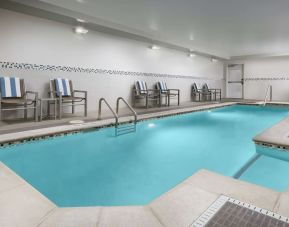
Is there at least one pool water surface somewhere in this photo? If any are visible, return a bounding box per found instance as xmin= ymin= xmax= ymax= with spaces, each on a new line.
xmin=0 ymin=105 xmax=289 ymax=206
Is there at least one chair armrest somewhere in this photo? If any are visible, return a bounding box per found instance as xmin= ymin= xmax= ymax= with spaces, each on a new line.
xmin=73 ymin=90 xmax=87 ymax=99
xmin=208 ymin=89 xmax=221 ymax=92
xmin=168 ymin=89 xmax=180 ymax=93
xmin=74 ymin=90 xmax=87 ymax=94
xmin=26 ymin=91 xmax=38 ymax=100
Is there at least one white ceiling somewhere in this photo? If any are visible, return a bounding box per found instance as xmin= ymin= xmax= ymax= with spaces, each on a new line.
xmin=13 ymin=0 xmax=289 ymax=58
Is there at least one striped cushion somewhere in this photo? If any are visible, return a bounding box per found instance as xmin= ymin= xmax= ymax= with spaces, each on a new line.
xmin=158 ymin=82 xmax=168 ymax=93
xmin=0 ymin=77 xmax=22 ymax=98
xmin=203 ymin=83 xmax=209 ymax=91
xmin=192 ymin=83 xmax=198 ymax=92
xmin=136 ymin=81 xmax=147 ymax=94
xmin=55 ymin=78 xmax=71 ymax=97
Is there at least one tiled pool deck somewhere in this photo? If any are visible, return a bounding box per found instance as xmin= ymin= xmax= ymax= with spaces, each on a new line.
xmin=1 ymin=100 xmax=289 ymax=226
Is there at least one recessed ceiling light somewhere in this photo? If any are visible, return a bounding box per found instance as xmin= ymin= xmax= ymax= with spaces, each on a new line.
xmin=150 ymin=45 xmax=160 ymax=50
xmin=189 ymin=52 xmax=196 ymax=58
xmin=74 ymin=26 xmax=88 ymax=34
xmin=76 ymin=18 xmax=86 ymax=23
xmin=190 ymin=33 xmax=194 ymax=41
xmin=211 ymin=58 xmax=218 ymax=62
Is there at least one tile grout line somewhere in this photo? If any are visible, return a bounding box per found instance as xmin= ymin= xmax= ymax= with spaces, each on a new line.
xmin=95 ymin=206 xmax=103 ymax=227
xmin=36 ymin=207 xmax=58 ymax=227
xmin=146 ymin=205 xmax=167 ymax=227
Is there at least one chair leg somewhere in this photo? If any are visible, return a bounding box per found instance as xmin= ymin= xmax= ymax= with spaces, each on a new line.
xmin=34 ymin=100 xmax=38 ymax=122
xmin=84 ymin=99 xmax=87 ymax=117
xmin=167 ymin=95 xmax=171 ymax=106
xmin=0 ymin=101 xmax=2 ymax=121
xmin=72 ymin=101 xmax=75 ymax=114
xmin=146 ymin=96 xmax=148 ymax=108
xmin=24 ymin=102 xmax=27 ymax=119
xmin=59 ymin=99 xmax=62 ymax=120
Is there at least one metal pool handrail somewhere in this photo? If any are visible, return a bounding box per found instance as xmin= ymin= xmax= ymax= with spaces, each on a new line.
xmin=98 ymin=98 xmax=118 ymax=125
xmin=263 ymin=85 xmax=272 ymax=106
xmin=116 ymin=97 xmax=137 ymax=123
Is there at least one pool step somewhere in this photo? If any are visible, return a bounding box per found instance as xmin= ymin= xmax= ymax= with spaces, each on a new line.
xmin=115 ymin=122 xmax=137 ymax=136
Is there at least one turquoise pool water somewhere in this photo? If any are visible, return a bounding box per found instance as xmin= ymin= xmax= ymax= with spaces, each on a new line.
xmin=0 ymin=105 xmax=289 ymax=206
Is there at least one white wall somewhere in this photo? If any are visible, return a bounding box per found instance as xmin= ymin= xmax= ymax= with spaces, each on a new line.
xmin=229 ymin=57 xmax=289 ymax=101
xmin=0 ymin=8 xmax=224 ymax=116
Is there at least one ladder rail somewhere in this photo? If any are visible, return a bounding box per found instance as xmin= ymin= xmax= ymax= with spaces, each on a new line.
xmin=263 ymin=85 xmax=272 ymax=106
xmin=116 ymin=97 xmax=137 ymax=123
xmin=98 ymin=98 xmax=119 ymax=125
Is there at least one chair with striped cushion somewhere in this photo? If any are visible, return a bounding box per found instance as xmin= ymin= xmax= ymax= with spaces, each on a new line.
xmin=133 ymin=81 xmax=160 ymax=108
xmin=0 ymin=77 xmax=38 ymax=121
xmin=202 ymin=83 xmax=221 ymax=101
xmin=156 ymin=81 xmax=180 ymax=106
xmin=49 ymin=78 xmax=87 ymax=119
xmin=191 ymin=83 xmax=202 ymax=101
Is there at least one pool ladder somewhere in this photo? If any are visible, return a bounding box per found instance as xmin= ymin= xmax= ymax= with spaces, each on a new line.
xmin=263 ymin=85 xmax=272 ymax=106
xmin=98 ymin=97 xmax=137 ymax=136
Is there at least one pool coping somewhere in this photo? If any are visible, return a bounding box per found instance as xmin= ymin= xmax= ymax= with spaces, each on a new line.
xmin=1 ymin=101 xmax=289 ymax=226
xmin=0 ymin=102 xmax=237 ymax=147
xmin=1 ymin=162 xmax=289 ymax=227
xmin=254 ymin=114 xmax=289 ymax=150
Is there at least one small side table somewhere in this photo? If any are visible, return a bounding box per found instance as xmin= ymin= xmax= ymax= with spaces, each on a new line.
xmin=39 ymin=98 xmax=58 ymax=121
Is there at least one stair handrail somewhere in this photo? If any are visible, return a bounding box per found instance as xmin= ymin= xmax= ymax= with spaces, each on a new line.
xmin=263 ymin=85 xmax=272 ymax=106
xmin=98 ymin=98 xmax=119 ymax=125
xmin=116 ymin=97 xmax=137 ymax=123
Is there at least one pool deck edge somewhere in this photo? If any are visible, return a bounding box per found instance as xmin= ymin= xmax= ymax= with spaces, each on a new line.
xmin=0 ymin=102 xmax=236 ymax=145
xmin=1 ymin=162 xmax=289 ymax=227
xmin=254 ymin=114 xmax=289 ymax=149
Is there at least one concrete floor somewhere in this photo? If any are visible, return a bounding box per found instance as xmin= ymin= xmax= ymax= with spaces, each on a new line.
xmin=0 ymin=99 xmax=238 ymax=135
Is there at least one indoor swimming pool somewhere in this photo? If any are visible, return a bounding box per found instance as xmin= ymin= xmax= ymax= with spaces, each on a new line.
xmin=0 ymin=105 xmax=289 ymax=207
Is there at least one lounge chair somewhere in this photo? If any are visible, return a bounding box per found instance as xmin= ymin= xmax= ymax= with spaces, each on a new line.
xmin=191 ymin=83 xmax=202 ymax=101
xmin=0 ymin=77 xmax=38 ymax=121
xmin=203 ymin=83 xmax=221 ymax=101
xmin=49 ymin=78 xmax=87 ymax=119
xmin=132 ymin=81 xmax=160 ymax=108
xmin=156 ymin=81 xmax=180 ymax=106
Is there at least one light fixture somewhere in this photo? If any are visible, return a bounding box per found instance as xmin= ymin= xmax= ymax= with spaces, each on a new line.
xmin=189 ymin=52 xmax=196 ymax=58
xmin=189 ymin=33 xmax=194 ymax=41
xmin=150 ymin=45 xmax=160 ymax=50
xmin=76 ymin=18 xmax=86 ymax=23
xmin=74 ymin=26 xmax=88 ymax=34
xmin=211 ymin=57 xmax=218 ymax=62
xmin=76 ymin=0 xmax=86 ymax=3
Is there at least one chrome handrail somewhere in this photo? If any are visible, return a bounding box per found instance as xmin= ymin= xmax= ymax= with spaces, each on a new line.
xmin=263 ymin=85 xmax=272 ymax=106
xmin=116 ymin=97 xmax=137 ymax=123
xmin=98 ymin=98 xmax=118 ymax=125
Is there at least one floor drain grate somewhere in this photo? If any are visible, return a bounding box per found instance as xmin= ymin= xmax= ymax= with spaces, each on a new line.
xmin=191 ymin=195 xmax=289 ymax=227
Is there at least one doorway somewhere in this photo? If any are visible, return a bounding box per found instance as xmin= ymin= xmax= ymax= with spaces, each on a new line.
xmin=226 ymin=64 xmax=244 ymax=99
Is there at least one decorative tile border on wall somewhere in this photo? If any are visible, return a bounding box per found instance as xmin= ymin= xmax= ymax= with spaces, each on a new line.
xmin=0 ymin=61 xmax=223 ymax=81
xmin=244 ymin=77 xmax=289 ymax=81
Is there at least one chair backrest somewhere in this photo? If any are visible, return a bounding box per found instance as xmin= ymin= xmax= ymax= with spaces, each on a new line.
xmin=202 ymin=83 xmax=209 ymax=92
xmin=135 ymin=81 xmax=148 ymax=95
xmin=50 ymin=79 xmax=73 ymax=97
xmin=192 ymin=83 xmax=198 ymax=92
xmin=157 ymin=81 xmax=168 ymax=93
xmin=0 ymin=77 xmax=25 ymax=98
